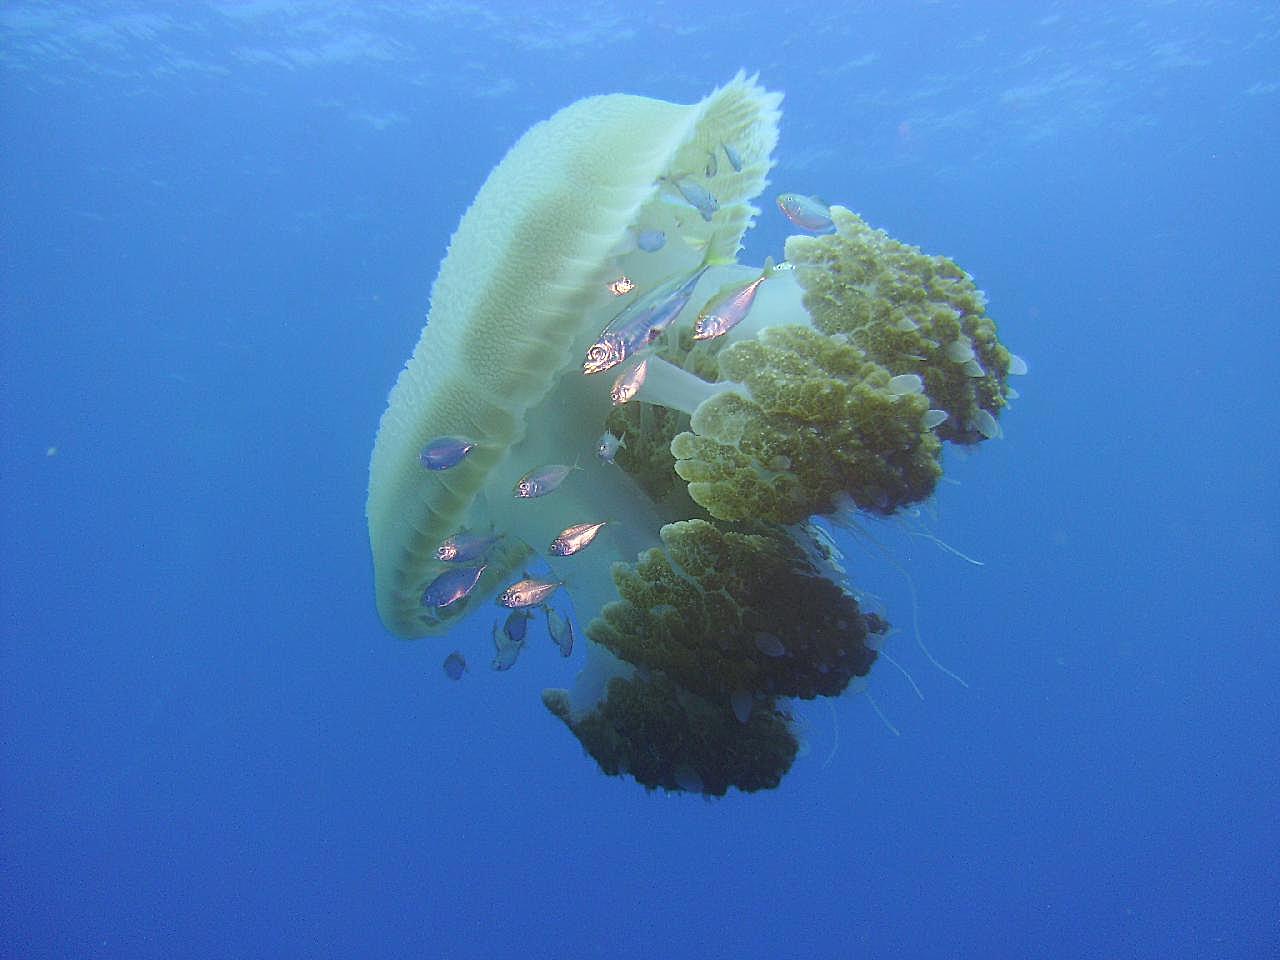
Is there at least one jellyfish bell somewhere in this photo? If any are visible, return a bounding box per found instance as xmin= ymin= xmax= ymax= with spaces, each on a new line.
xmin=366 ymin=72 xmax=782 ymax=640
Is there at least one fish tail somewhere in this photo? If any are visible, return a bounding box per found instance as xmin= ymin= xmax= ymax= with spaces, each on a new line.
xmin=696 ymin=229 xmax=738 ymax=269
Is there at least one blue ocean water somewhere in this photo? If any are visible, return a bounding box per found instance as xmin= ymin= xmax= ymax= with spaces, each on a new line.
xmin=2 ymin=2 xmax=1277 ymax=958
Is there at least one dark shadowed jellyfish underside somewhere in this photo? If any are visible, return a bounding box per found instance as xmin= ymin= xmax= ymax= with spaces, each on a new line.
xmin=366 ymin=73 xmax=1026 ymax=796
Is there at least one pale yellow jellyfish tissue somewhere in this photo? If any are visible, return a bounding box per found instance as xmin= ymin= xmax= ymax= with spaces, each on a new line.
xmin=366 ymin=72 xmax=781 ymax=638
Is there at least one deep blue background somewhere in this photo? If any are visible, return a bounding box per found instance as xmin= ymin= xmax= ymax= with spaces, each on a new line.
xmin=2 ymin=3 xmax=1277 ymax=958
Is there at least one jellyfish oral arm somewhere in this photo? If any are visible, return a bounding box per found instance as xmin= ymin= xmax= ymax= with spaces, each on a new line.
xmin=640 ymin=356 xmax=745 ymax=417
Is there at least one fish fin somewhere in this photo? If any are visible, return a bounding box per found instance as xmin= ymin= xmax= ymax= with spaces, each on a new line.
xmin=696 ymin=229 xmax=738 ymax=269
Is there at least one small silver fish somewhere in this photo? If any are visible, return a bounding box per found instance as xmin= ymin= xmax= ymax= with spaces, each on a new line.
xmin=422 ymin=564 xmax=487 ymax=608
xmin=722 ymin=142 xmax=743 ymax=172
xmin=491 ymin=618 xmax=524 ymax=671
xmin=607 ymin=275 xmax=635 ymax=296
xmin=776 ymin=194 xmax=834 ymax=232
xmin=582 ymin=249 xmax=725 ymax=376
xmin=610 ymin=357 xmax=648 ymax=405
xmin=499 ymin=577 xmax=563 ymax=608
xmin=635 ymin=229 xmax=666 ymax=253
xmin=549 ymin=520 xmax=608 ymax=557
xmin=704 ymin=149 xmax=718 ymax=178
xmin=544 ymin=605 xmax=574 ymax=657
xmin=667 ymin=177 xmax=719 ymax=222
xmin=513 ymin=462 xmax=578 ymax=499
xmin=436 ymin=529 xmax=502 ymax=563
xmin=442 ymin=651 xmax=467 ymax=680
xmin=596 ymin=430 xmax=624 ymax=464
xmin=419 ymin=435 xmax=476 ymax=470
xmin=503 ymin=607 xmax=532 ymax=645
xmin=693 ymin=258 xmax=779 ymax=341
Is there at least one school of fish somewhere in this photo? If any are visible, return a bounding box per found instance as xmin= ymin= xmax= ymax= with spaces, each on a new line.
xmin=412 ymin=142 xmax=846 ymax=678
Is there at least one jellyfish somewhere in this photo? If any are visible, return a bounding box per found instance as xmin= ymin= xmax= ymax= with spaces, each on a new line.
xmin=366 ymin=73 xmax=1024 ymax=795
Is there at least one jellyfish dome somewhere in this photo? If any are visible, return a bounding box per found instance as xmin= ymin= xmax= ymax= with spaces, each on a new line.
xmin=366 ymin=73 xmax=1025 ymax=795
